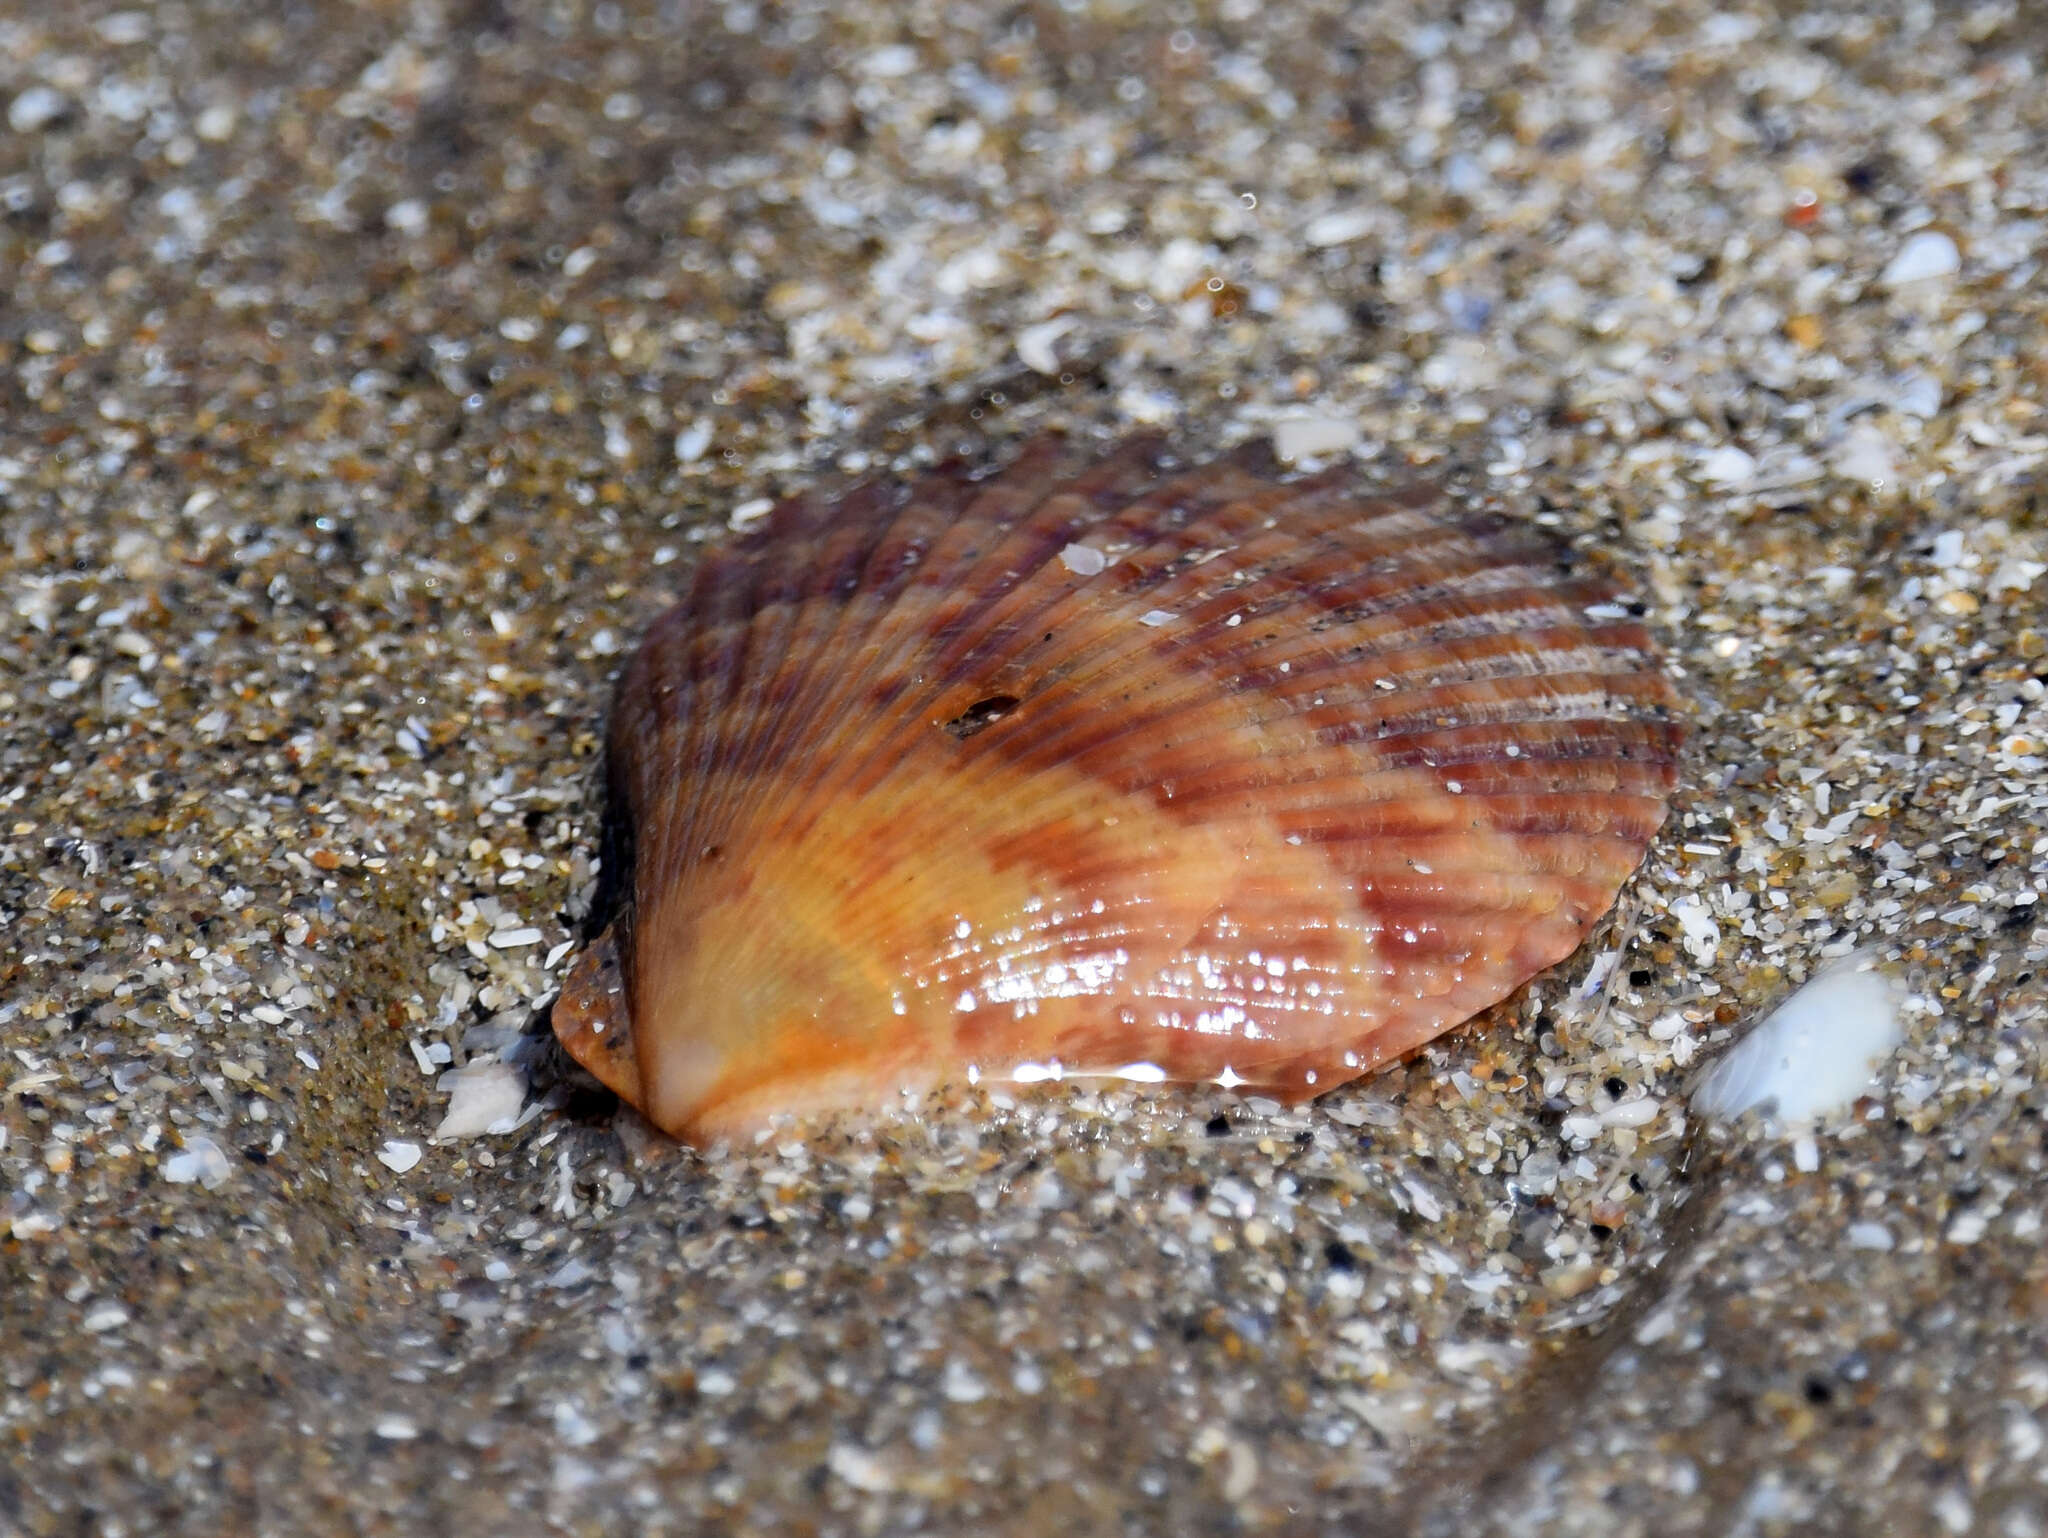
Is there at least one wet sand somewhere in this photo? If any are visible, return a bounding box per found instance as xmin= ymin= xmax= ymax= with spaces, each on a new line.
xmin=4 ymin=2 xmax=2046 ymax=1533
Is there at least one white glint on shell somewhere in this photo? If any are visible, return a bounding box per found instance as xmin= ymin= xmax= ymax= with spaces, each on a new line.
xmin=1214 ymin=1065 xmax=1247 ymax=1088
xmin=1691 ymin=952 xmax=1905 ymax=1125
xmin=1109 ymin=1062 xmax=1168 ymax=1083
xmin=1012 ymin=1060 xmax=1065 ymax=1083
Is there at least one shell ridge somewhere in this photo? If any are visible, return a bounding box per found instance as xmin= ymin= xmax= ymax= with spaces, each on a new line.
xmin=727 ymin=464 xmax=1002 ymax=811
xmin=635 ymin=561 xmax=790 ymax=907
xmin=812 ymin=478 xmax=1673 ymax=908
xmin=777 ymin=451 xmax=1253 ymax=832
xmin=678 ymin=550 xmax=844 ymax=879
xmin=633 ymin=447 xmax=1064 ymax=906
xmin=810 ymin=473 xmax=1324 ymax=817
xmin=681 ymin=484 xmax=934 ymax=869
xmin=894 ymin=506 xmax=1589 ymax=784
xmin=914 ymin=513 xmax=1674 ymax=840
xmin=647 ymin=544 xmax=845 ymax=904
xmin=936 ymin=607 xmax=1674 ymax=823
xmin=759 ymin=437 xmax=1160 ymax=825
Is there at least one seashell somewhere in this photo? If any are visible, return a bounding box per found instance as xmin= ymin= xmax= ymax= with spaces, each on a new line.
xmin=553 ymin=433 xmax=1682 ymax=1142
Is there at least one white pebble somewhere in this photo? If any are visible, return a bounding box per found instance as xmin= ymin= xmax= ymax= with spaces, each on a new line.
xmin=1273 ymin=414 xmax=1360 ymax=463
xmin=828 ymin=1443 xmax=896 ymax=1493
xmin=942 ymin=1359 xmax=988 ymax=1403
xmin=1014 ymin=317 xmax=1075 ymax=376
xmin=1400 ymin=1178 xmax=1443 ymax=1223
xmin=729 ymin=496 xmax=774 ymax=531
xmin=8 ymin=86 xmax=67 ymax=133
xmin=1989 ymin=557 xmax=2046 ymax=595
xmin=384 ymin=198 xmax=428 ymax=236
xmin=82 ymin=1302 xmax=130 ymax=1333
xmin=1138 ymin=609 xmax=1175 ymax=627
xmin=1845 ymin=1220 xmax=1894 ymax=1252
xmin=1303 ymin=208 xmax=1375 ymax=248
xmin=674 ymin=420 xmax=712 ymax=463
xmin=1880 ymin=230 xmax=1960 ymax=288
xmin=1697 ymin=445 xmax=1757 ymax=488
xmin=489 ymin=926 xmax=544 ymax=949
xmin=552 ymin=1401 xmax=601 ymax=1446
xmin=863 ymin=44 xmax=919 ymax=78
xmin=1670 ymin=894 xmax=1722 ymax=966
xmin=1691 ymin=953 xmax=1904 ymax=1124
xmin=1831 ymin=422 xmax=1896 ymax=486
xmin=1892 ymin=371 xmax=1942 ymax=419
xmin=373 ymin=1415 xmax=419 ymax=1441
xmin=376 ymin=1139 xmax=423 ymax=1174
xmin=1600 ymin=1096 xmax=1661 ymax=1129
xmin=97 ymin=14 xmax=151 ymax=44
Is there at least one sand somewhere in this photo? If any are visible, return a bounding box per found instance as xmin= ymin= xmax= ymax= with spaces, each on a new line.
xmin=4 ymin=2 xmax=2046 ymax=1533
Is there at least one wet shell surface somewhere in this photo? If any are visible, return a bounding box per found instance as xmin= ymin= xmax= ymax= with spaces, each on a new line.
xmin=553 ymin=434 xmax=1683 ymax=1142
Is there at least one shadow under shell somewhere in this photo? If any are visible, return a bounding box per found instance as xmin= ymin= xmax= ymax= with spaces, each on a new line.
xmin=552 ymin=433 xmax=1683 ymax=1143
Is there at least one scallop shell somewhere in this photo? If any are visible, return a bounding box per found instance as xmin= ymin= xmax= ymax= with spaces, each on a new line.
xmin=554 ymin=434 xmax=1682 ymax=1142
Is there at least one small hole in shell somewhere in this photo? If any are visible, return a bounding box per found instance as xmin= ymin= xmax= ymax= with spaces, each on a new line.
xmin=941 ymin=694 xmax=1022 ymax=740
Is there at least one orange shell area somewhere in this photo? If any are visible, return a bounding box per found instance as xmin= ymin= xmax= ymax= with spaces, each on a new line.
xmin=553 ymin=434 xmax=1683 ymax=1142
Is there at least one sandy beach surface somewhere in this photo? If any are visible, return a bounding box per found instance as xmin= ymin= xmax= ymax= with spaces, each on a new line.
xmin=4 ymin=2 xmax=2046 ymax=1533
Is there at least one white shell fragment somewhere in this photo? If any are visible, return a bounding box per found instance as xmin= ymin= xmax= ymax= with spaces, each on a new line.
xmin=1691 ymin=953 xmax=1905 ymax=1124
xmin=9 ymin=86 xmax=68 ymax=133
xmin=1058 ymin=541 xmax=1108 ymax=576
xmin=1831 ymin=422 xmax=1897 ymax=487
xmin=1014 ymin=316 xmax=1076 ymax=376
xmin=1271 ymin=414 xmax=1361 ymax=463
xmin=160 ymin=1134 xmax=231 ymax=1189
xmin=434 ymin=1060 xmax=532 ymax=1139
xmin=1696 ymin=445 xmax=1758 ymax=488
xmin=1880 ymin=230 xmax=1960 ymax=288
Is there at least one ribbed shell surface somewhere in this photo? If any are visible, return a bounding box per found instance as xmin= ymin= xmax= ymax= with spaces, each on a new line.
xmin=552 ymin=434 xmax=1683 ymax=1141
